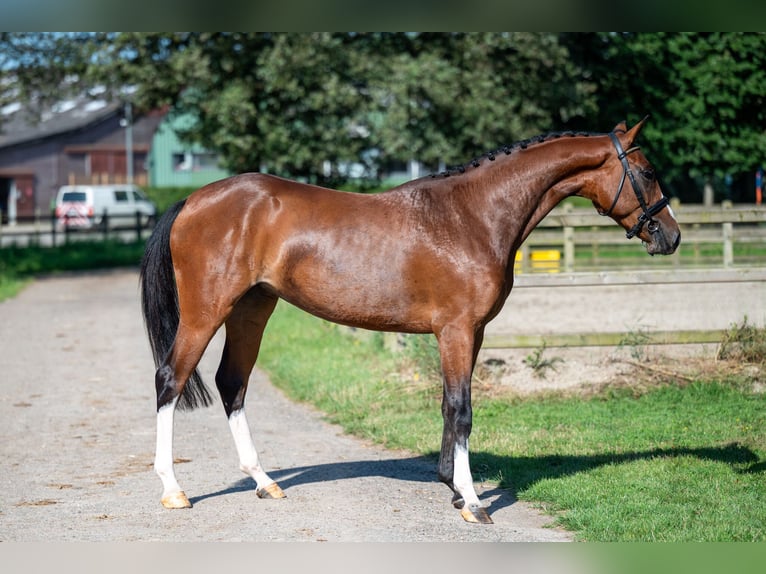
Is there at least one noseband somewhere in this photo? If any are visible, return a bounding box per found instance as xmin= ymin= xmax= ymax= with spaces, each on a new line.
xmin=603 ymin=132 xmax=669 ymax=239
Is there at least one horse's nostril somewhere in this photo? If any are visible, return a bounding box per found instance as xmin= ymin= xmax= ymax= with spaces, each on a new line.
xmin=673 ymin=232 xmax=681 ymax=251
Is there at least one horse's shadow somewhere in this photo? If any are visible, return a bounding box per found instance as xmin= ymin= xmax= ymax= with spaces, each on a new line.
xmin=189 ymin=442 xmax=763 ymax=514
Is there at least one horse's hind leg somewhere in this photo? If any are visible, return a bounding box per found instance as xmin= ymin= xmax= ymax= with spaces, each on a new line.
xmin=154 ymin=267 xmax=242 ymax=509
xmin=155 ymin=321 xmax=221 ymax=509
xmin=215 ymin=287 xmax=285 ymax=499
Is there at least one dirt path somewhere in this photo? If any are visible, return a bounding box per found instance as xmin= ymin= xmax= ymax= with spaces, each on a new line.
xmin=0 ymin=269 xmax=571 ymax=541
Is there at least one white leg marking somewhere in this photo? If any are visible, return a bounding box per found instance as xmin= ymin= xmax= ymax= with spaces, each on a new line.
xmin=154 ymin=397 xmax=186 ymax=503
xmin=453 ymin=442 xmax=482 ymax=507
xmin=228 ymin=408 xmax=276 ymax=490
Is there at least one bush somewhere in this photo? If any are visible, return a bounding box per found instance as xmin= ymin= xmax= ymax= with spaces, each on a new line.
xmin=717 ymin=317 xmax=766 ymax=364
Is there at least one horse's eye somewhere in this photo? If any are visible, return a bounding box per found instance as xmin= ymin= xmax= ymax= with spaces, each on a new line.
xmin=641 ymin=168 xmax=655 ymax=181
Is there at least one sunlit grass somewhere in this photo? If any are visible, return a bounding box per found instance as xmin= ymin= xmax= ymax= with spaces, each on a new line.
xmin=258 ymin=301 xmax=766 ymax=541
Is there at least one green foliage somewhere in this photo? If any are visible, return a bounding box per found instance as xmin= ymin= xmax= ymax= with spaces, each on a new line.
xmin=583 ymin=32 xmax=766 ymax=201
xmin=618 ymin=327 xmax=653 ymax=361
xmin=4 ymin=32 xmax=766 ymax=199
xmin=717 ymin=317 xmax=766 ymax=364
xmin=0 ymin=241 xmax=145 ymax=301
xmin=399 ymin=333 xmax=442 ymax=382
xmin=0 ymin=32 xmax=95 ymax=117
xmin=2 ymin=33 xmax=597 ymax=186
xmin=142 ymin=186 xmax=197 ymax=214
xmin=523 ymin=343 xmax=564 ymax=378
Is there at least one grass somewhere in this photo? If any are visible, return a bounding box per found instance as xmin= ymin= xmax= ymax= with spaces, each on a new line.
xmin=0 ymin=240 xmax=145 ymax=301
xmin=257 ymin=306 xmax=443 ymax=450
xmin=474 ymin=383 xmax=765 ymax=541
xmin=258 ymin=301 xmax=766 ymax=542
xmin=570 ymin=240 xmax=766 ymax=269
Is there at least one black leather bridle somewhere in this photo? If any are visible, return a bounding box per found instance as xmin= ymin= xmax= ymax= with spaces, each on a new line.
xmin=603 ymin=131 xmax=669 ymax=239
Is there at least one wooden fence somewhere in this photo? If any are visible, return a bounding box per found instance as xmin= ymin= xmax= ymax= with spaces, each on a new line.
xmin=0 ymin=211 xmax=154 ymax=247
xmin=483 ymin=267 xmax=766 ymax=349
xmin=516 ymin=201 xmax=766 ymax=273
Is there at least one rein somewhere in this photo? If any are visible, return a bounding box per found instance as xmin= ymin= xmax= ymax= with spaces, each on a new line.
xmin=604 ymin=132 xmax=669 ymax=239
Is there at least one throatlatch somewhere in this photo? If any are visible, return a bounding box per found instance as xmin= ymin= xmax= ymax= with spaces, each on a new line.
xmin=605 ymin=131 xmax=669 ymax=239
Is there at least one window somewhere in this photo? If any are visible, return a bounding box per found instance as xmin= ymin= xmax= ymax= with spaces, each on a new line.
xmin=62 ymin=191 xmax=87 ymax=202
xmin=114 ymin=190 xmax=129 ymax=202
xmin=193 ymin=152 xmax=219 ymax=170
xmin=173 ymin=151 xmax=220 ymax=172
xmin=173 ymin=152 xmax=192 ymax=172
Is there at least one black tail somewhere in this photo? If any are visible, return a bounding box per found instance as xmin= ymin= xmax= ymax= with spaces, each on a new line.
xmin=139 ymin=200 xmax=213 ymax=411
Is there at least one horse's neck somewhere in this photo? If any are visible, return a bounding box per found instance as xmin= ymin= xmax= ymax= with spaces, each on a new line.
xmin=517 ymin=182 xmax=572 ymax=244
xmin=480 ymin=138 xmax=608 ymax=249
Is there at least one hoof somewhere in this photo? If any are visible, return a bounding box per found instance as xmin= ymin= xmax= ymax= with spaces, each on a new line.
xmin=161 ymin=491 xmax=192 ymax=509
xmin=460 ymin=503 xmax=493 ymax=524
xmin=256 ymin=482 xmax=286 ymax=499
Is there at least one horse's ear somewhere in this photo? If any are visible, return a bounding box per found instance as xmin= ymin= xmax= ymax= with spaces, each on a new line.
xmin=624 ymin=115 xmax=650 ymax=145
xmin=612 ymin=120 xmax=628 ymax=134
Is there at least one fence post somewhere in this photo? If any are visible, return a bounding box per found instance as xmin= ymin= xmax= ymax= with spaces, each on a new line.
xmin=563 ymin=203 xmax=574 ymax=272
xmin=670 ymin=198 xmax=682 ymax=268
xmin=102 ymin=209 xmax=109 ymax=241
xmin=33 ymin=208 xmax=42 ymax=246
xmin=722 ymin=200 xmax=733 ymax=268
xmin=51 ymin=211 xmax=57 ymax=247
xmin=722 ymin=222 xmax=734 ymax=267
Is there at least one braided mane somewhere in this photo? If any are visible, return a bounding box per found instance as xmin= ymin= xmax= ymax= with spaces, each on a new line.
xmin=430 ymin=130 xmax=603 ymax=179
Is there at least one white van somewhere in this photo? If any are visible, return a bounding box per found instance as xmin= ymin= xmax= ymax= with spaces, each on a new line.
xmin=55 ymin=184 xmax=156 ymax=230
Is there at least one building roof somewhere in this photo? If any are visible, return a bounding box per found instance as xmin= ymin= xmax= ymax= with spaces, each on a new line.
xmin=0 ymin=94 xmax=123 ymax=149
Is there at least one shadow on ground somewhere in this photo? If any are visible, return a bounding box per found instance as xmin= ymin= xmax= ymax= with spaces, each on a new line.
xmin=189 ymin=442 xmax=761 ymax=517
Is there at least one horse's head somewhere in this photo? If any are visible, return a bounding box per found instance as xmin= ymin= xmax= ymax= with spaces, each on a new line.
xmin=589 ymin=118 xmax=681 ymax=255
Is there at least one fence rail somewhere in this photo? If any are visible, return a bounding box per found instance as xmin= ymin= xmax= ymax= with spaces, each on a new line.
xmin=485 ymin=266 xmax=766 ymax=349
xmin=482 ymin=329 xmax=728 ymax=349
xmin=0 ymin=211 xmax=154 ymax=247
xmin=517 ymin=202 xmax=766 ymax=273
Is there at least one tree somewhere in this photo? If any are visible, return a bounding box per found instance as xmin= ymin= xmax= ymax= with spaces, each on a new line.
xmin=80 ymin=33 xmax=379 ymax=185
xmin=0 ymin=32 xmax=94 ymax=121
xmin=578 ymin=32 xmax=766 ymax=202
xmin=370 ymin=33 xmax=597 ymax=171
xmin=1 ymin=33 xmax=600 ymax=186
xmin=13 ymin=32 xmax=765 ymax=201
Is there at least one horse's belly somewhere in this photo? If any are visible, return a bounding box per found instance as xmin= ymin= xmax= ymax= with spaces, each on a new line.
xmin=265 ymin=257 xmax=435 ymax=333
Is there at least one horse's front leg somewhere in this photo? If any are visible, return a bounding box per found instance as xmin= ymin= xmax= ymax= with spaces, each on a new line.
xmin=436 ymin=324 xmax=492 ymax=524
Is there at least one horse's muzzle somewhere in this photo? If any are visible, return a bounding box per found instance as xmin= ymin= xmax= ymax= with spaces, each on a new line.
xmin=645 ymin=226 xmax=681 ymax=256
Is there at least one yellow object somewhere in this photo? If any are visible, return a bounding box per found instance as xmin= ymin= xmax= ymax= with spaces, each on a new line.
xmin=530 ymin=250 xmax=561 ymax=273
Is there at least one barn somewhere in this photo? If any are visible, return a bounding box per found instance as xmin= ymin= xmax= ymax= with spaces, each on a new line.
xmin=0 ymin=94 xmax=163 ymax=222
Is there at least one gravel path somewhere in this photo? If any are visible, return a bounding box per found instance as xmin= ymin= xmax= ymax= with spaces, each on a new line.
xmin=0 ymin=269 xmax=571 ymax=542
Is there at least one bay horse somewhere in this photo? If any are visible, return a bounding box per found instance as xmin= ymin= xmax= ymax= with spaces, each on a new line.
xmin=140 ymin=117 xmax=680 ymax=524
